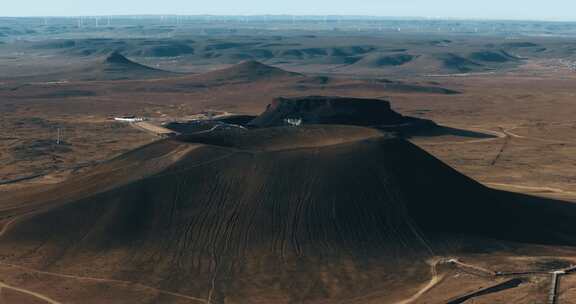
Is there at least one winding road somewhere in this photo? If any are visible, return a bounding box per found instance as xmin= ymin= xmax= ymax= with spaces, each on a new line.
xmin=395 ymin=257 xmax=576 ymax=303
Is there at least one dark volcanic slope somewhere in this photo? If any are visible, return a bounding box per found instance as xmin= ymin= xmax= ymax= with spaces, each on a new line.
xmin=1 ymin=125 xmax=576 ymax=303
xmin=248 ymin=96 xmax=435 ymax=130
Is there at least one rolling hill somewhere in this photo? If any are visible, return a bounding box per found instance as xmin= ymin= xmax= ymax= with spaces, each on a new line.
xmin=194 ymin=60 xmax=302 ymax=83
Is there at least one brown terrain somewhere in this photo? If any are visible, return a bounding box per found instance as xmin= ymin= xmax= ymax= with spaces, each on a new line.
xmin=1 ymin=18 xmax=576 ymax=303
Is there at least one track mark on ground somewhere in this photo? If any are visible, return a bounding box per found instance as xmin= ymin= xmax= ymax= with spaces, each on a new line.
xmin=0 ymin=280 xmax=62 ymax=304
xmin=0 ymin=217 xmax=19 ymax=238
xmin=490 ymin=127 xmax=511 ymax=166
xmin=447 ymin=258 xmax=496 ymax=277
xmin=0 ymin=262 xmax=209 ymax=303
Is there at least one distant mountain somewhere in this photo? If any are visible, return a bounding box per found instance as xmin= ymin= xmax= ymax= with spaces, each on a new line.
xmin=195 ymin=60 xmax=302 ymax=83
xmin=3 ymin=52 xmax=178 ymax=82
xmin=75 ymin=51 xmax=177 ymax=81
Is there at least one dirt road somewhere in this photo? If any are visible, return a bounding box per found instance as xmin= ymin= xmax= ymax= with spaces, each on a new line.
xmin=0 ymin=280 xmax=62 ymax=304
xmin=395 ymin=259 xmax=445 ymax=304
xmin=0 ymin=262 xmax=208 ymax=303
xmin=131 ymin=121 xmax=175 ymax=137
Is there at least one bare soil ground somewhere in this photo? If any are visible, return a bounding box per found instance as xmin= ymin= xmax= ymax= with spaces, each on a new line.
xmin=406 ymin=63 xmax=576 ymax=202
xmin=1 ymin=27 xmax=576 ymax=303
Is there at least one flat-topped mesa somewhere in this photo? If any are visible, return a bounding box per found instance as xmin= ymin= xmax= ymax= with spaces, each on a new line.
xmin=248 ymin=96 xmax=435 ymax=130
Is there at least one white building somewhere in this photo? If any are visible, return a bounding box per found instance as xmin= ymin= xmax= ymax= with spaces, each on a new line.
xmin=114 ymin=116 xmax=144 ymax=122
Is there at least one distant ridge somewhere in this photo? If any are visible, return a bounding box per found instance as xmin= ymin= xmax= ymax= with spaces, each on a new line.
xmin=198 ymin=60 xmax=302 ymax=83
xmin=354 ymin=53 xmax=416 ymax=67
xmin=3 ymin=51 xmax=178 ymax=82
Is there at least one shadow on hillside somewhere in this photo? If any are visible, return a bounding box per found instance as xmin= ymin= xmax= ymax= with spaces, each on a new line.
xmin=410 ymin=125 xmax=497 ymax=139
xmin=487 ymin=189 xmax=576 ymax=246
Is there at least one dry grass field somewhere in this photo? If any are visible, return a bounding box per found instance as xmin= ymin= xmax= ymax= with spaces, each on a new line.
xmin=1 ymin=19 xmax=576 ymax=303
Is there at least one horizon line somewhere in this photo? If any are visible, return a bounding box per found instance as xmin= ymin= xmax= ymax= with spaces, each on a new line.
xmin=0 ymin=14 xmax=575 ymax=23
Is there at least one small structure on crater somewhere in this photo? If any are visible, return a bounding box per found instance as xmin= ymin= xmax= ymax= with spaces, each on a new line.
xmin=248 ymin=95 xmax=436 ymax=133
xmin=284 ymin=118 xmax=303 ymax=126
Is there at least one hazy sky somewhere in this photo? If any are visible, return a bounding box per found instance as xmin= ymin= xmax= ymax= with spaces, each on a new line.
xmin=2 ymin=0 xmax=575 ymax=21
